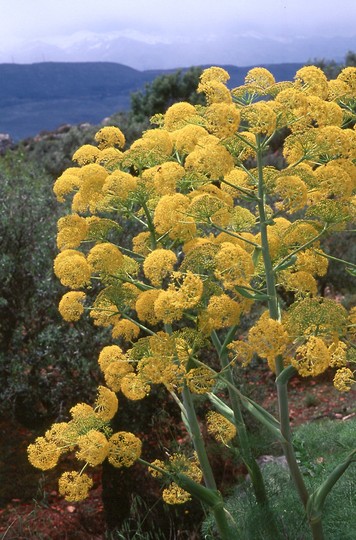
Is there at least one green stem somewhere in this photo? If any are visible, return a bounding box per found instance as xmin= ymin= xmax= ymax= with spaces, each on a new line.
xmin=181 ymin=384 xmax=216 ymax=490
xmin=255 ymin=136 xmax=322 ymax=538
xmin=141 ymin=199 xmax=157 ymax=249
xmin=165 ymin=325 xmax=238 ymax=539
xmin=209 ymin=221 xmax=260 ymax=248
xmin=255 ymin=135 xmax=279 ymax=320
xmin=181 ymin=384 xmax=238 ymax=539
xmin=212 ymin=331 xmax=282 ymax=539
xmin=313 ymin=249 xmax=356 ymax=270
xmin=275 ymin=359 xmax=309 ymax=507
xmin=273 ymin=224 xmax=328 ymax=273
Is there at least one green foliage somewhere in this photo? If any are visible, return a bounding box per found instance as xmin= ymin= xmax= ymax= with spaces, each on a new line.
xmin=0 ymin=150 xmax=106 ymax=425
xmin=308 ymin=50 xmax=356 ymax=78
xmin=130 ymin=67 xmax=205 ymax=122
xmin=21 ymin=123 xmax=98 ymax=178
xmin=202 ymin=419 xmax=356 ymax=539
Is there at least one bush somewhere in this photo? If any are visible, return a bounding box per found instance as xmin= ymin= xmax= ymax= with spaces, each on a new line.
xmin=0 ymin=150 xmax=106 ymax=426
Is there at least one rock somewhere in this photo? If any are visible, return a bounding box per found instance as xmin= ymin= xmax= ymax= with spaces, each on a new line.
xmin=0 ymin=133 xmax=14 ymax=154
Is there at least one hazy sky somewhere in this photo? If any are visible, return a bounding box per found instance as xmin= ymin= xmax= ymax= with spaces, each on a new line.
xmin=1 ymin=0 xmax=355 ymax=66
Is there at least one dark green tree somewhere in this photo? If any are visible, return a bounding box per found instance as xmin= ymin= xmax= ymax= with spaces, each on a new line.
xmin=308 ymin=50 xmax=356 ymax=78
xmin=130 ymin=66 xmax=205 ymax=122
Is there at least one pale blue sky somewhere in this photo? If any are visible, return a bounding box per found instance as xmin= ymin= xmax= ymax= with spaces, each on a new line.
xmin=1 ymin=0 xmax=355 ymax=67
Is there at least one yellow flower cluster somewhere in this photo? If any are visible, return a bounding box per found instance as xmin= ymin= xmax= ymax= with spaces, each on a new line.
xmin=28 ymin=382 xmax=141 ymax=501
xmin=36 ymin=63 xmax=356 ymax=507
xmin=149 ymin=453 xmax=202 ymax=505
xmin=206 ymin=411 xmax=237 ymax=444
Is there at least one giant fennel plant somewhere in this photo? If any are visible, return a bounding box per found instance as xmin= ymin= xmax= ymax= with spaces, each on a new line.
xmin=28 ymin=65 xmax=356 ymax=539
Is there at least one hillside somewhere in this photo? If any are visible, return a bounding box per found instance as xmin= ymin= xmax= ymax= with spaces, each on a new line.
xmin=0 ymin=61 xmax=304 ymax=140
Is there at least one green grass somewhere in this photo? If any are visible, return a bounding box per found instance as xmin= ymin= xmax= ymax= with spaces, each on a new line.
xmin=202 ymin=418 xmax=356 ymax=539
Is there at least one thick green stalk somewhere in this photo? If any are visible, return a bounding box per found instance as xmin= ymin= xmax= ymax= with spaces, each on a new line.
xmin=165 ymin=324 xmax=238 ymax=538
xmin=182 ymin=384 xmax=239 ymax=539
xmin=255 ymin=136 xmax=323 ymax=539
xmin=212 ymin=331 xmax=268 ymax=504
xmin=213 ymin=331 xmax=282 ymax=540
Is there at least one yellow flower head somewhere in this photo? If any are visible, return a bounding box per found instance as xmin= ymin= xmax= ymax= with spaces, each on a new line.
xmin=206 ymin=294 xmax=242 ymax=330
xmin=152 ymin=453 xmax=202 ymax=505
xmin=314 ymin=163 xmax=353 ymax=200
xmin=206 ymin=411 xmax=237 ymax=444
xmin=328 ymin=341 xmax=347 ymax=368
xmin=58 ymin=471 xmax=93 ymax=502
xmin=214 ymin=242 xmax=254 ymax=289
xmin=94 ymin=385 xmax=119 ymax=421
xmin=135 ymin=289 xmax=161 ymax=325
xmin=73 ymin=164 xmax=108 ymax=213
xmin=154 ymin=290 xmax=184 ymax=324
xmin=112 ymin=319 xmax=140 ymax=342
xmin=198 ymin=80 xmax=232 ymax=105
xmin=57 ymin=213 xmax=88 ymax=250
xmin=186 ymin=366 xmax=215 ymax=394
xmin=108 ymin=431 xmax=142 ymax=467
xmin=279 ymin=270 xmax=318 ymax=297
xmin=282 ymin=130 xmax=318 ymax=166
xmin=76 ymin=429 xmax=109 ymax=466
xmin=132 ymin=231 xmax=152 ymax=257
xmin=171 ymin=124 xmax=209 ymax=154
xmin=169 ymin=271 xmax=204 ymax=309
xmin=69 ymin=403 xmax=103 ymax=435
xmin=222 ymin=167 xmax=254 ymax=197
xmin=120 ymin=372 xmax=150 ymax=400
xmin=295 ymin=249 xmax=328 ymax=277
xmin=87 ymin=242 xmax=124 ymax=275
xmin=53 ymin=168 xmax=82 ymax=203
xmin=244 ymin=67 xmax=276 ymax=91
xmin=97 ymin=147 xmax=124 ymax=168
xmin=188 ymin=192 xmax=231 ymax=227
xmin=162 ymin=483 xmax=192 ymax=505
xmin=274 ymin=175 xmax=308 ymax=213
xmin=98 ymin=343 xmax=131 ymax=371
xmin=58 ymin=291 xmax=86 ymax=322
xmin=185 ymin=141 xmax=234 ymax=178
xmin=28 ymin=437 xmax=61 ymax=470
xmin=53 ymin=249 xmax=91 ymax=289
xmin=89 ymin=293 xmax=120 ymax=328
xmin=241 ymin=102 xmax=277 ymax=136
xmin=285 ymin=297 xmax=348 ymax=339
xmin=102 ymin=170 xmax=137 ymax=202
xmin=143 ymin=249 xmax=177 ymax=286
xmin=164 ymin=102 xmax=199 ymax=131
xmin=337 ymin=67 xmax=356 ymax=95
xmin=72 ymin=144 xmax=100 ymax=165
xmin=315 ymin=126 xmax=351 ymax=159
xmin=104 ymin=360 xmax=134 ymax=392
xmin=228 ymin=340 xmax=255 ymax=367
xmin=294 ymin=66 xmax=329 ymax=99
xmin=94 ymin=126 xmax=126 ymax=149
xmin=293 ymin=336 xmax=331 ymax=377
xmin=152 ymin=162 xmax=186 ymax=195
xmin=225 ymin=131 xmax=257 ymax=162
xmin=204 ymin=102 xmax=240 ymax=138
xmin=138 ymin=356 xmax=167 ymax=385
xmin=200 ymin=67 xmax=230 ymax=85
xmin=333 ymin=367 xmax=355 ymax=392
xmin=154 ymin=193 xmax=196 ymax=241
xmin=248 ymin=312 xmax=290 ymax=364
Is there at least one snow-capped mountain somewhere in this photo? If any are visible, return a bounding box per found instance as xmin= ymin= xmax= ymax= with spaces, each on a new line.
xmin=2 ymin=31 xmax=355 ymax=69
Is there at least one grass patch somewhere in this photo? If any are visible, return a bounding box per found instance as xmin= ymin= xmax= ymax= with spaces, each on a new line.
xmin=202 ymin=418 xmax=356 ymax=539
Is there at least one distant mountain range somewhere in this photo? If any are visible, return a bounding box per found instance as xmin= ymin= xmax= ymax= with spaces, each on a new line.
xmin=3 ymin=31 xmax=355 ymax=70
xmin=0 ymin=61 xmax=307 ymax=141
